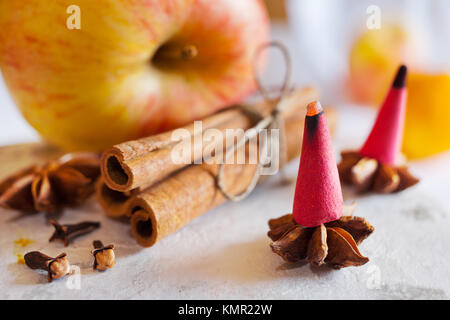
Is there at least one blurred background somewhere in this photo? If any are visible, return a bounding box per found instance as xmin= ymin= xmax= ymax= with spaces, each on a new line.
xmin=265 ymin=0 xmax=450 ymax=159
xmin=1 ymin=0 xmax=450 ymax=160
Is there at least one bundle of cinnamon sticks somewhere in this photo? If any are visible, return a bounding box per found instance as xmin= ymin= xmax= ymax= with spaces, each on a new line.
xmin=97 ymin=87 xmax=337 ymax=247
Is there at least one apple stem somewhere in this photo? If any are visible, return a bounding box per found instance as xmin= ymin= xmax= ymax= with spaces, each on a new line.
xmin=180 ymin=45 xmax=198 ymax=60
xmin=155 ymin=44 xmax=198 ymax=61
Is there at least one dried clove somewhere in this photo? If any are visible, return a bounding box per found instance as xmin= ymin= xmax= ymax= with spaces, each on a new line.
xmin=49 ymin=219 xmax=100 ymax=246
xmin=24 ymin=251 xmax=70 ymax=282
xmin=92 ymin=240 xmax=115 ymax=271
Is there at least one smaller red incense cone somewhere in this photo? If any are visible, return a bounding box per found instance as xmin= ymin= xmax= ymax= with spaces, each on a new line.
xmin=359 ymin=65 xmax=408 ymax=165
xmin=292 ymin=101 xmax=343 ymax=227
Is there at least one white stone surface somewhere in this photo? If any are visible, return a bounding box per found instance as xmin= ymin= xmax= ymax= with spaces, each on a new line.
xmin=0 ymin=24 xmax=449 ymax=300
xmin=0 ymin=140 xmax=449 ymax=299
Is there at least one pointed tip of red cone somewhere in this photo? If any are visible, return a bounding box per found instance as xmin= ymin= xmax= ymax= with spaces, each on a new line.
xmin=392 ymin=65 xmax=407 ymax=88
xmin=306 ymin=101 xmax=323 ymax=116
xmin=359 ymin=65 xmax=408 ymax=165
xmin=292 ymin=105 xmax=343 ymax=227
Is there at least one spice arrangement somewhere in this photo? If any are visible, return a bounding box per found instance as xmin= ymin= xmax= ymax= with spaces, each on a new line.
xmin=0 ymin=15 xmax=424 ymax=279
xmin=268 ymin=102 xmax=374 ymax=269
xmin=0 ymin=83 xmax=338 ymax=280
xmin=0 ymin=63 xmax=425 ymax=282
xmin=0 ymin=0 xmax=447 ymax=300
xmin=97 ymin=87 xmax=338 ymax=247
xmin=0 ymin=152 xmax=110 ymax=281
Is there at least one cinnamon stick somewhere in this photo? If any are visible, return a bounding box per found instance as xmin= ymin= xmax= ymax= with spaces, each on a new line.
xmin=101 ymin=87 xmax=319 ymax=192
xmin=95 ymin=179 xmax=138 ymax=219
xmin=126 ymin=104 xmax=337 ymax=247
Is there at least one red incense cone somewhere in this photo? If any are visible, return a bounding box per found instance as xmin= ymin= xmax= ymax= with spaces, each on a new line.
xmin=292 ymin=101 xmax=343 ymax=227
xmin=359 ymin=65 xmax=408 ymax=165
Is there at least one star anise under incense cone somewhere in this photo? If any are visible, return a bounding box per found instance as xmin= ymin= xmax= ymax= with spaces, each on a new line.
xmin=338 ymin=65 xmax=419 ymax=193
xmin=268 ymin=101 xmax=374 ymax=269
xmin=0 ymin=153 xmax=100 ymax=214
xmin=338 ymin=151 xmax=419 ymax=193
xmin=268 ymin=204 xmax=374 ymax=269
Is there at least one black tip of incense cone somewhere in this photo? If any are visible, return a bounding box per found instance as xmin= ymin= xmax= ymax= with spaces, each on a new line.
xmin=393 ymin=65 xmax=407 ymax=89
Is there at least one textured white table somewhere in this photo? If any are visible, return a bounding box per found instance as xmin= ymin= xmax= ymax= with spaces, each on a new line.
xmin=0 ymin=24 xmax=449 ymax=300
xmin=0 ymin=105 xmax=449 ymax=299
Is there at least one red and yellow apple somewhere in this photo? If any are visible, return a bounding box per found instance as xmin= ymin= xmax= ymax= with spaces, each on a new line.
xmin=0 ymin=0 xmax=269 ymax=151
xmin=347 ymin=25 xmax=418 ymax=106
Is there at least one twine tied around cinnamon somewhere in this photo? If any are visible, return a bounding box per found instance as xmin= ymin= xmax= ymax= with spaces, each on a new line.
xmin=216 ymin=41 xmax=294 ymax=202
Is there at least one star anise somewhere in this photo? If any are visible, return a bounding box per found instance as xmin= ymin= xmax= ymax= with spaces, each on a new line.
xmin=268 ymin=206 xmax=374 ymax=269
xmin=0 ymin=153 xmax=100 ymax=214
xmin=338 ymin=151 xmax=419 ymax=193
